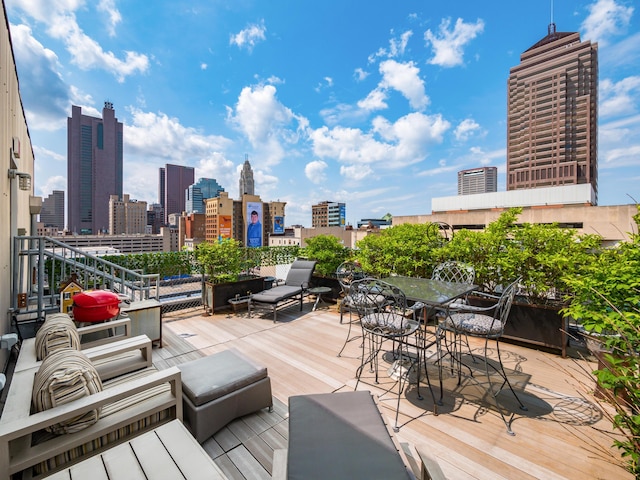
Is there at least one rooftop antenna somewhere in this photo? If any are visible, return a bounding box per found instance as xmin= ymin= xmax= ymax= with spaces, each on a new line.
xmin=548 ymin=0 xmax=556 ymax=35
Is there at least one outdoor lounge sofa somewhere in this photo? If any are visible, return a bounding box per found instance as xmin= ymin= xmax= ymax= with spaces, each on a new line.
xmin=0 ymin=314 xmax=181 ymax=479
xmin=249 ymin=260 xmax=317 ymax=322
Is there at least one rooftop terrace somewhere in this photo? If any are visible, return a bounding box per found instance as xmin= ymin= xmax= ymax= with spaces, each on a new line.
xmin=152 ymin=301 xmax=631 ymax=479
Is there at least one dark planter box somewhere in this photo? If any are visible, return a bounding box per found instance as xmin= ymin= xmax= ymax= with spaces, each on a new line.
xmin=203 ymin=276 xmax=265 ymax=312
xmin=311 ymin=275 xmax=341 ymax=300
xmin=468 ymin=296 xmax=568 ymax=357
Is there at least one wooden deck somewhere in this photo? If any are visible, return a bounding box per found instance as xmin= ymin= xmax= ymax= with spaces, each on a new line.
xmin=154 ymin=302 xmax=632 ymax=479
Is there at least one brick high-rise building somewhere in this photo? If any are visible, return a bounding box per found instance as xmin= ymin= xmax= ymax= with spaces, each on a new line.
xmin=312 ymin=201 xmax=346 ymax=228
xmin=507 ymin=23 xmax=598 ymax=202
xmin=67 ymin=103 xmax=123 ymax=234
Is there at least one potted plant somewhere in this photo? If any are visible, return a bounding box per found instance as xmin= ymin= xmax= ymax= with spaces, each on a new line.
xmin=302 ymin=234 xmax=351 ymax=299
xmin=194 ymin=239 xmax=265 ymax=312
xmin=561 ymin=206 xmax=640 ymax=476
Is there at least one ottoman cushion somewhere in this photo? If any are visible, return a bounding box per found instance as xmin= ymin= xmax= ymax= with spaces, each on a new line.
xmin=178 ymin=349 xmax=268 ymax=407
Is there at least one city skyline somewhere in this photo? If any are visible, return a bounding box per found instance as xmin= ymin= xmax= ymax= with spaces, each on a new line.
xmin=6 ymin=0 xmax=639 ymax=227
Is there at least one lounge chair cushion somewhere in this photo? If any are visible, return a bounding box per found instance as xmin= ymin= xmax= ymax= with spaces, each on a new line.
xmin=251 ymin=285 xmax=302 ymax=304
xmin=34 ymin=313 xmax=80 ymax=361
xmin=285 ymin=260 xmax=317 ymax=286
xmin=32 ymin=349 xmax=103 ymax=434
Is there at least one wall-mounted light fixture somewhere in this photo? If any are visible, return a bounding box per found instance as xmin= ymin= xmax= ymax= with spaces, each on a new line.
xmin=8 ymin=169 xmax=32 ymax=191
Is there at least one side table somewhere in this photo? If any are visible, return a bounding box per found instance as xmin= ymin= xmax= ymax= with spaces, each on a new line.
xmin=308 ymin=286 xmax=332 ymax=311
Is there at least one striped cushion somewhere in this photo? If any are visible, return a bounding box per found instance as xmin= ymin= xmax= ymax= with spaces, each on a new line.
xmin=32 ymin=366 xmax=171 ymax=475
xmin=32 ymin=349 xmax=103 ymax=434
xmin=35 ymin=313 xmax=80 ymax=361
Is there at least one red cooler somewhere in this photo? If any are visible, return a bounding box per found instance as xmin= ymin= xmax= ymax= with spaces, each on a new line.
xmin=72 ymin=290 xmax=121 ymax=322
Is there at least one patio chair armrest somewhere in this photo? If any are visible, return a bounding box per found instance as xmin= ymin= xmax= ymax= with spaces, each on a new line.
xmin=0 ymin=367 xmax=182 ymax=478
xmin=415 ymin=447 xmax=447 ymax=480
xmin=77 ymin=317 xmax=132 ymax=348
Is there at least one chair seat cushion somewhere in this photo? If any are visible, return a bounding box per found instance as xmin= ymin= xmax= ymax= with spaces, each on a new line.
xmin=445 ymin=312 xmax=504 ymax=336
xmin=361 ymin=312 xmax=414 ymax=334
xmin=177 ymin=349 xmax=268 ymax=407
xmin=251 ymin=285 xmax=302 ymax=304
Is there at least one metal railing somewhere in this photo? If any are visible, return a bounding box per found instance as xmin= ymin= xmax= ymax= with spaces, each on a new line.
xmin=11 ymin=236 xmax=159 ymax=326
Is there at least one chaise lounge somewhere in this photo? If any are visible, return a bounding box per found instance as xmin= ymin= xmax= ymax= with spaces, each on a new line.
xmin=249 ymin=260 xmax=317 ymax=322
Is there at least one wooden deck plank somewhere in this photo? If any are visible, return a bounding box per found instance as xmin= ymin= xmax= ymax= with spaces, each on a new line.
xmin=158 ymin=307 xmax=633 ymax=480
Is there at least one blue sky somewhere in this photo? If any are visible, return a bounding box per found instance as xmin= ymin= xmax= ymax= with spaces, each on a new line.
xmin=6 ymin=0 xmax=640 ymax=227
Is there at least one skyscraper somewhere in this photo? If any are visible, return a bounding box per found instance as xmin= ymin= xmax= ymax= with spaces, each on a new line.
xmin=185 ymin=178 xmax=225 ymax=214
xmin=159 ymin=164 xmax=194 ymax=224
xmin=40 ymin=190 xmax=65 ymax=231
xmin=239 ymin=156 xmax=255 ymax=196
xmin=458 ymin=167 xmax=498 ymax=195
xmin=67 ymin=103 xmax=123 ymax=234
xmin=507 ymin=24 xmax=598 ymax=201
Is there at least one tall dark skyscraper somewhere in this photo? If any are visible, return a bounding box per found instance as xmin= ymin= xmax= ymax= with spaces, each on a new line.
xmin=507 ymin=24 xmax=598 ymax=202
xmin=159 ymin=164 xmax=194 ymax=224
xmin=67 ymin=103 xmax=123 ymax=234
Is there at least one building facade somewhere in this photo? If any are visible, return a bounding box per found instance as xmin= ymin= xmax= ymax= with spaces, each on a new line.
xmin=458 ymin=167 xmax=498 ymax=195
xmin=108 ymin=194 xmax=147 ymax=235
xmin=2 ymin=2 xmax=37 ymax=366
xmin=238 ymin=156 xmax=255 ymax=196
xmin=40 ymin=190 xmax=65 ymax=231
xmin=159 ymin=164 xmax=194 ymax=224
xmin=185 ymin=178 xmax=225 ymax=214
xmin=67 ymin=103 xmax=123 ymax=234
xmin=312 ymin=201 xmax=346 ymax=228
xmin=507 ymin=24 xmax=598 ymax=201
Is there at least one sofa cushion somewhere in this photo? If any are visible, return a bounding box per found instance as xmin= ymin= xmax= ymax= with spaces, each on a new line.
xmin=32 ymin=349 xmax=103 ymax=434
xmin=35 ymin=313 xmax=80 ymax=361
xmin=177 ymin=349 xmax=268 ymax=407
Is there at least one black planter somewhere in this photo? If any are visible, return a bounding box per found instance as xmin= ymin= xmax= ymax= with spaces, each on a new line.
xmin=203 ymin=276 xmax=266 ymax=312
xmin=468 ymin=296 xmax=568 ymax=357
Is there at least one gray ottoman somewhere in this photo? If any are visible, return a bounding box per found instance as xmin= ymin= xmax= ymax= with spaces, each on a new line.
xmin=177 ymin=349 xmax=273 ymax=442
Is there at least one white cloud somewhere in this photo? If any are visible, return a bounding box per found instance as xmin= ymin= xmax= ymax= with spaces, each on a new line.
xmin=357 ymin=88 xmax=388 ymax=111
xmin=125 ymin=108 xmax=232 ymax=160
xmin=454 ymin=118 xmax=481 ymax=142
xmin=581 ymin=0 xmax=634 ymax=46
xmin=599 ymin=76 xmax=640 ymax=117
xmin=424 ymin=17 xmax=485 ymax=67
xmin=354 ymin=68 xmax=369 ymax=82
xmin=200 ymin=63 xmax=208 ymax=70
xmin=379 ymin=60 xmax=428 ymax=110
xmin=305 ymin=160 xmax=328 ymax=184
xmin=310 ymin=111 xmax=450 ymax=180
xmin=9 ymin=23 xmax=71 ymax=130
xmin=10 ymin=0 xmax=148 ymax=81
xmin=389 ymin=30 xmax=413 ymax=57
xmin=227 ymin=84 xmax=305 ymax=167
xmin=97 ymin=0 xmax=122 ymax=37
xmin=358 ymin=60 xmax=428 ymax=112
xmin=230 ymin=20 xmax=267 ymax=51
xmin=340 ymin=164 xmax=373 ymax=182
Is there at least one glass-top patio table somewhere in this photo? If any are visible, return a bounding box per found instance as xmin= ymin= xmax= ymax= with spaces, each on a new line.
xmin=381 ymin=276 xmax=478 ymax=409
